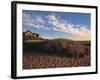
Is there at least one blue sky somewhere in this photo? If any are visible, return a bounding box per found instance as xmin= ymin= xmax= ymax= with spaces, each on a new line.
xmin=22 ymin=10 xmax=91 ymax=41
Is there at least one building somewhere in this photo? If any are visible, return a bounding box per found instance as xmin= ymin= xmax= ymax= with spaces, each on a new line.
xmin=23 ymin=30 xmax=40 ymax=37
xmin=23 ymin=30 xmax=41 ymax=41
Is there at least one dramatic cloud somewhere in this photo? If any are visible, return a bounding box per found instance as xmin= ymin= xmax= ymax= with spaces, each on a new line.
xmin=23 ymin=13 xmax=91 ymax=41
xmin=46 ymin=13 xmax=90 ymax=41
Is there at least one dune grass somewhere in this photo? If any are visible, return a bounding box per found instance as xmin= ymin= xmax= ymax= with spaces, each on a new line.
xmin=23 ymin=39 xmax=91 ymax=69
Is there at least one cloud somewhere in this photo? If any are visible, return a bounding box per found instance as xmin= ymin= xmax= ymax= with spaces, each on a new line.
xmin=23 ymin=13 xmax=53 ymax=31
xmin=23 ymin=13 xmax=33 ymax=24
xmin=35 ymin=16 xmax=44 ymax=23
xmin=23 ymin=13 xmax=44 ymax=24
xmin=46 ymin=13 xmax=91 ymax=41
xmin=23 ymin=13 xmax=90 ymax=41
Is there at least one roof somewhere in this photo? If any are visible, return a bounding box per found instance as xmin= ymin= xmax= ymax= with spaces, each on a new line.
xmin=25 ymin=30 xmax=32 ymax=33
xmin=24 ymin=30 xmax=40 ymax=35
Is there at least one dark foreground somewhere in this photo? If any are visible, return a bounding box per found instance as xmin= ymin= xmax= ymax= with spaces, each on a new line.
xmin=23 ymin=39 xmax=91 ymax=69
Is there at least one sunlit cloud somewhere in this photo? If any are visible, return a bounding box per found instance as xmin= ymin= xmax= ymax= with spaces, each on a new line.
xmin=22 ymin=12 xmax=90 ymax=41
xmin=46 ymin=13 xmax=90 ymax=41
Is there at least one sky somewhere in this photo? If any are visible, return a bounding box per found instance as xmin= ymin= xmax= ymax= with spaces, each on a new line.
xmin=22 ymin=10 xmax=91 ymax=41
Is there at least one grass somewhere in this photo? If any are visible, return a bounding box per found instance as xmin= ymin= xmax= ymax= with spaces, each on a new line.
xmin=23 ymin=54 xmax=90 ymax=69
xmin=23 ymin=39 xmax=91 ymax=69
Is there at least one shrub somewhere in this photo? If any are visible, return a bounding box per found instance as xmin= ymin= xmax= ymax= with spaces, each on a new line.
xmin=23 ymin=39 xmax=90 ymax=58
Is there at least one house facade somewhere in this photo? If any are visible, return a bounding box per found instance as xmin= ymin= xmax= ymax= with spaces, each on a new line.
xmin=23 ymin=30 xmax=41 ymax=41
